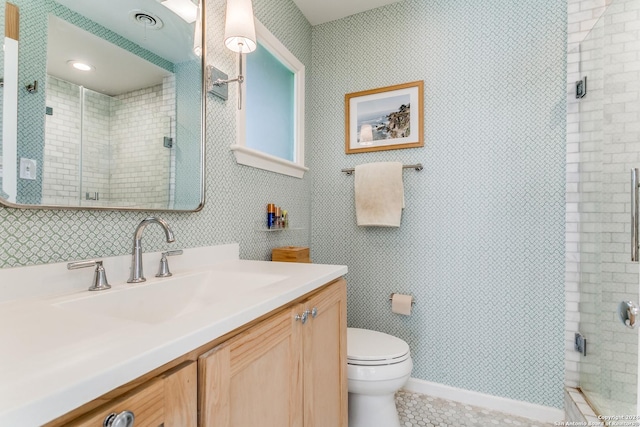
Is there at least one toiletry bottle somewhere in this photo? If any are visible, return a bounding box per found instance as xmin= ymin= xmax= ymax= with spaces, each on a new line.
xmin=267 ymin=204 xmax=276 ymax=229
xmin=275 ymin=206 xmax=282 ymax=229
xmin=282 ymin=210 xmax=288 ymax=229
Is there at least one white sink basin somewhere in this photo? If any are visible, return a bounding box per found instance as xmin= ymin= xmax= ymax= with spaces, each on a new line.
xmin=53 ymin=270 xmax=287 ymax=324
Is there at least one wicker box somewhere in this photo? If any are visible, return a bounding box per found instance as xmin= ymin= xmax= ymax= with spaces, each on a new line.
xmin=272 ymin=246 xmax=311 ymax=263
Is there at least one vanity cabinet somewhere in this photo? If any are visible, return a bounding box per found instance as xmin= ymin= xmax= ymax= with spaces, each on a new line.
xmin=65 ymin=361 xmax=197 ymax=427
xmin=302 ymin=279 xmax=348 ymax=426
xmin=46 ymin=278 xmax=346 ymax=427
xmin=199 ymin=278 xmax=347 ymax=427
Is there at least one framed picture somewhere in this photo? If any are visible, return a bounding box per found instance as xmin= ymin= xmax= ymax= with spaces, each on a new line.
xmin=345 ymin=81 xmax=424 ymax=154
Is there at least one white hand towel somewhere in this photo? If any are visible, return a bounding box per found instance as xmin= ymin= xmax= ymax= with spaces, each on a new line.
xmin=354 ymin=162 xmax=404 ymax=227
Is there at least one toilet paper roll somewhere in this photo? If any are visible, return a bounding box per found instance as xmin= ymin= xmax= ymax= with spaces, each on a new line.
xmin=391 ymin=293 xmax=413 ymax=316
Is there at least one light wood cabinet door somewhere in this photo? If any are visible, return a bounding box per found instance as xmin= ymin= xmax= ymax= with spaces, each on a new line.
xmin=199 ymin=305 xmax=304 ymax=427
xmin=66 ymin=361 xmax=197 ymax=427
xmin=302 ymin=278 xmax=348 ymax=427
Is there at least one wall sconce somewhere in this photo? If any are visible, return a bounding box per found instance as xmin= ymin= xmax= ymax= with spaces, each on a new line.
xmin=209 ymin=0 xmax=256 ymax=110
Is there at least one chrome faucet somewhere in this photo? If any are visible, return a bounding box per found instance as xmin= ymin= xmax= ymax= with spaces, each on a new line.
xmin=128 ymin=217 xmax=175 ymax=283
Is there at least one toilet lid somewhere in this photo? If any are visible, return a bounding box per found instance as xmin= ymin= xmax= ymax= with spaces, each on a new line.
xmin=347 ymin=328 xmax=410 ymax=365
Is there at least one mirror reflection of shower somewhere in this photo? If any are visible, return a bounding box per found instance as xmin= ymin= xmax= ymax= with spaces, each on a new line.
xmin=42 ymin=75 xmax=176 ymax=208
xmin=37 ymin=13 xmax=179 ymax=208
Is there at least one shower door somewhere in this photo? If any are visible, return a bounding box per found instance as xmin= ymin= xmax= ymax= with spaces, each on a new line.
xmin=577 ymin=0 xmax=640 ymax=417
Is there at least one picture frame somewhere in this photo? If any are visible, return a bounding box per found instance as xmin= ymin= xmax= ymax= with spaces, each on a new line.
xmin=345 ymin=81 xmax=424 ymax=154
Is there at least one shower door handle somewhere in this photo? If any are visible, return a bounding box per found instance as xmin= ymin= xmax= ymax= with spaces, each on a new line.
xmin=632 ymin=168 xmax=639 ymax=262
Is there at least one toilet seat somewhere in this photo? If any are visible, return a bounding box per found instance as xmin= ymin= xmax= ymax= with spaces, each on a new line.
xmin=347 ymin=328 xmax=413 ymax=427
xmin=347 ymin=328 xmax=410 ymax=366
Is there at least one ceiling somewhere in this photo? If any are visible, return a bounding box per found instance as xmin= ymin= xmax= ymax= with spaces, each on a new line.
xmin=44 ymin=0 xmax=400 ymax=95
xmin=46 ymin=0 xmax=195 ymax=95
xmin=291 ymin=0 xmax=403 ymax=26
xmin=47 ymin=16 xmax=171 ymax=96
xmin=54 ymin=0 xmax=194 ymax=64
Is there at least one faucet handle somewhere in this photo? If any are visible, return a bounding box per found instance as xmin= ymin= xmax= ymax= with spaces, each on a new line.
xmin=67 ymin=260 xmax=111 ymax=291
xmin=156 ymin=250 xmax=183 ymax=278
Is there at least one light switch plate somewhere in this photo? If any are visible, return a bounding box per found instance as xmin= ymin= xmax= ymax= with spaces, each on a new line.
xmin=19 ymin=158 xmax=37 ymax=180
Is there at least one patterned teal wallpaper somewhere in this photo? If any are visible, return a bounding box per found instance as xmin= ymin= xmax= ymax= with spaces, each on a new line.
xmin=0 ymin=0 xmax=312 ymax=266
xmin=1 ymin=0 xmax=567 ymax=412
xmin=14 ymin=0 xmax=47 ymax=204
xmin=308 ymin=0 xmax=566 ymax=409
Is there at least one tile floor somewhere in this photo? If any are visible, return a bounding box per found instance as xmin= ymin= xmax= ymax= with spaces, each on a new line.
xmin=395 ymin=390 xmax=557 ymax=426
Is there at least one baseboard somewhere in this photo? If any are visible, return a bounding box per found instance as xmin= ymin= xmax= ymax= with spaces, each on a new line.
xmin=403 ymin=378 xmax=565 ymax=423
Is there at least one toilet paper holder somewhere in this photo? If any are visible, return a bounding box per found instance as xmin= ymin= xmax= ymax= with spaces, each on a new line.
xmin=389 ymin=293 xmax=416 ymax=305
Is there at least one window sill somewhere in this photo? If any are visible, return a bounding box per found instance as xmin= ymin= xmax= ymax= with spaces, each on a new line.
xmin=230 ymin=145 xmax=308 ymax=179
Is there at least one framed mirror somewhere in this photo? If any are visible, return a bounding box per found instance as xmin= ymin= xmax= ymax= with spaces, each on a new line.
xmin=0 ymin=0 xmax=205 ymax=211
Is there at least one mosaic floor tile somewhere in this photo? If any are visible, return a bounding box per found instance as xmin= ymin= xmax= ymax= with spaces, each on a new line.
xmin=395 ymin=390 xmax=556 ymax=427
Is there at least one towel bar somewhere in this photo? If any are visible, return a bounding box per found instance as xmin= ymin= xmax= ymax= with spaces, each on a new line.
xmin=342 ymin=163 xmax=423 ymax=175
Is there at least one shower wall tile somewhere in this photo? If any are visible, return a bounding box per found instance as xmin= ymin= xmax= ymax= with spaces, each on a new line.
xmin=595 ymin=0 xmax=640 ymax=414
xmin=80 ymin=88 xmax=112 ymax=206
xmin=43 ymin=76 xmax=81 ymax=205
xmin=110 ymin=83 xmax=172 ymax=208
xmin=309 ymin=0 xmax=566 ymax=409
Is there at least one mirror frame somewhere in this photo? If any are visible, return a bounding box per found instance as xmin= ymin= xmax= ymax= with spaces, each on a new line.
xmin=0 ymin=1 xmax=206 ymax=212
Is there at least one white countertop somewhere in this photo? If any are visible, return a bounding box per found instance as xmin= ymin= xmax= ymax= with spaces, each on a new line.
xmin=0 ymin=244 xmax=347 ymax=426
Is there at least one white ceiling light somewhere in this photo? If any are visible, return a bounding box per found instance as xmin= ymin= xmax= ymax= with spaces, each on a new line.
xmin=161 ymin=0 xmax=198 ymax=23
xmin=67 ymin=60 xmax=94 ymax=72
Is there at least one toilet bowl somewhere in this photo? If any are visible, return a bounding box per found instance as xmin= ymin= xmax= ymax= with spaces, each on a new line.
xmin=347 ymin=328 xmax=413 ymax=427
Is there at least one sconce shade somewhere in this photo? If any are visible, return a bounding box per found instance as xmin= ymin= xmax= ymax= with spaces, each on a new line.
xmin=224 ymin=0 xmax=257 ymax=53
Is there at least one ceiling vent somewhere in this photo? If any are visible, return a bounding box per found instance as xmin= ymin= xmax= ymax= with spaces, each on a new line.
xmin=129 ymin=10 xmax=164 ymax=30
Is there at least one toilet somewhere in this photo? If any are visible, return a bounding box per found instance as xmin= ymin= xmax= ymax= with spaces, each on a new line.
xmin=347 ymin=328 xmax=413 ymax=427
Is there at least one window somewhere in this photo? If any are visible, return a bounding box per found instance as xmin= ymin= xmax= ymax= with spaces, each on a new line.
xmin=230 ymin=19 xmax=307 ymax=178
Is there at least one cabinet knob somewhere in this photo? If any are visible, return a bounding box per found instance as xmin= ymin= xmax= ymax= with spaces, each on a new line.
xmin=104 ymin=410 xmax=135 ymax=427
xmin=295 ymin=311 xmax=308 ymax=324
xmin=310 ymin=307 xmax=318 ymax=318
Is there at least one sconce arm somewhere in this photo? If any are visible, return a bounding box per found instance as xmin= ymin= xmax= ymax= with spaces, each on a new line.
xmin=212 ymin=75 xmax=244 ymax=86
xmin=209 ymin=47 xmax=247 ymax=109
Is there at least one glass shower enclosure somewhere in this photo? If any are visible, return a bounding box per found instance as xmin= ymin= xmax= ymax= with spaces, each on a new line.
xmin=42 ymin=75 xmax=175 ymax=208
xmin=577 ymin=0 xmax=640 ymax=417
